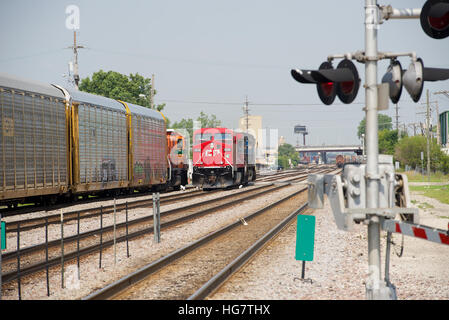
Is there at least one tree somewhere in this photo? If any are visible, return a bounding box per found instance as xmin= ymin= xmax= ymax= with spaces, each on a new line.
xmin=357 ymin=114 xmax=393 ymax=139
xmin=378 ymin=129 xmax=398 ymax=155
xmin=171 ymin=111 xmax=223 ymax=146
xmin=79 ymin=70 xmax=166 ymax=112
xmin=394 ymin=135 xmax=449 ymax=173
xmin=278 ymin=143 xmax=300 ymax=168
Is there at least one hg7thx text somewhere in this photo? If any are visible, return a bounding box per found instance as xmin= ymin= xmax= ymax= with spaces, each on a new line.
xmin=178 ymin=304 xmax=271 ymax=318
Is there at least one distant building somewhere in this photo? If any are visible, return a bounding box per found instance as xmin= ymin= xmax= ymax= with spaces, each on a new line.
xmin=278 ymin=136 xmax=286 ymax=146
xmin=239 ymin=115 xmax=262 ymax=147
xmin=238 ymin=115 xmax=278 ymax=170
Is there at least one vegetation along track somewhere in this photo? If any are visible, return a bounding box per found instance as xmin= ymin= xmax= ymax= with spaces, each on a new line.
xmin=84 ymin=185 xmax=310 ymax=300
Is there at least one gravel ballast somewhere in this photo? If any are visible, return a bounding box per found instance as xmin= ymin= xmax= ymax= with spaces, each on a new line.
xmin=2 ymin=182 xmax=447 ymax=300
xmin=209 ymin=190 xmax=449 ymax=300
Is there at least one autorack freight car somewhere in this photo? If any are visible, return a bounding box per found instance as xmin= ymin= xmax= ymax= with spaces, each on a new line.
xmin=0 ymin=73 xmax=183 ymax=207
xmin=192 ymin=127 xmax=256 ymax=189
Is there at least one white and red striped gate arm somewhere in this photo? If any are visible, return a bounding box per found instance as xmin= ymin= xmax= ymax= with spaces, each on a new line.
xmin=382 ymin=220 xmax=449 ymax=246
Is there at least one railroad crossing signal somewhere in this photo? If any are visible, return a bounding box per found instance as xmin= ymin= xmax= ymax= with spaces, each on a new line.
xmin=381 ymin=60 xmax=403 ymax=104
xmin=291 ymin=59 xmax=360 ymax=105
xmin=420 ymin=0 xmax=449 ymax=39
xmin=382 ymin=57 xmax=449 ymax=103
xmin=295 ymin=0 xmax=449 ymax=300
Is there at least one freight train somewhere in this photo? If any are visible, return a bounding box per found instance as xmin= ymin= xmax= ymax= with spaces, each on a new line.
xmin=192 ymin=128 xmax=256 ymax=189
xmin=335 ymin=154 xmax=345 ymax=168
xmin=0 ymin=73 xmax=188 ymax=207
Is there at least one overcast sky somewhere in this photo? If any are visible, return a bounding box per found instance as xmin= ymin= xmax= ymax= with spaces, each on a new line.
xmin=1 ymin=0 xmax=448 ymax=146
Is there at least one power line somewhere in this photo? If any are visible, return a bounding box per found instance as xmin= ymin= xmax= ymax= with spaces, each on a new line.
xmin=156 ymin=99 xmax=366 ymax=106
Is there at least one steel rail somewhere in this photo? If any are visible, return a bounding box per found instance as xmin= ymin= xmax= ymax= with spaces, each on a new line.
xmin=5 ymin=188 xmax=205 ymax=233
xmin=0 ymin=185 xmax=197 ymax=218
xmin=2 ymin=183 xmax=275 ymax=263
xmin=83 ymin=187 xmax=308 ymax=300
xmin=1 ymin=182 xmax=288 ymax=283
xmin=188 ymin=202 xmax=308 ymax=300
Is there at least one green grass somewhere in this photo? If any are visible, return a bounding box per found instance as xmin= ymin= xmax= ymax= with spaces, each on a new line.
xmin=403 ymin=170 xmax=449 ymax=183
xmin=409 ymin=184 xmax=449 ymax=205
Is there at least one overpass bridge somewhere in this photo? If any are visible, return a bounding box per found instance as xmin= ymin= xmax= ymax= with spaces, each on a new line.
xmin=295 ymin=145 xmax=363 ymax=164
xmin=295 ymin=145 xmax=363 ymax=153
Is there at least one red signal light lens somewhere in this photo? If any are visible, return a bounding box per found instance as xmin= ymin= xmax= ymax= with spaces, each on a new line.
xmin=340 ymin=81 xmax=354 ymax=94
xmin=428 ymin=11 xmax=449 ymax=30
xmin=320 ymin=82 xmax=334 ymax=96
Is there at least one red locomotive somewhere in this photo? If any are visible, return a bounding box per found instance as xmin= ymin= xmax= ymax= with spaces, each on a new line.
xmin=192 ymin=128 xmax=256 ymax=189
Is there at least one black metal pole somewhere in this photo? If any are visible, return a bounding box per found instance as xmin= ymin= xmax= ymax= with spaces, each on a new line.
xmin=45 ymin=217 xmax=50 ymax=296
xmin=99 ymin=206 xmax=103 ymax=269
xmin=17 ymin=221 xmax=21 ymax=300
xmin=126 ymin=202 xmax=129 ymax=258
xmin=0 ymin=213 xmax=2 ymax=301
xmin=301 ymin=261 xmax=306 ymax=279
xmin=61 ymin=210 xmax=64 ymax=289
xmin=77 ymin=211 xmax=80 ymax=280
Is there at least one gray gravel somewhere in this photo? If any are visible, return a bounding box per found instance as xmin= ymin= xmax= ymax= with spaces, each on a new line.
xmin=3 ymin=181 xmax=447 ymax=300
xmin=209 ymin=190 xmax=449 ymax=300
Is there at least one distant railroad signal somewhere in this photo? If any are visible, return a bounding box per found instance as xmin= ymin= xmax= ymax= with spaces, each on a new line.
xmin=420 ymin=0 xmax=449 ymax=39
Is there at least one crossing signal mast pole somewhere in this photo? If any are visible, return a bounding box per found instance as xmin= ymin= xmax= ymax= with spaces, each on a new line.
xmin=364 ymin=0 xmax=383 ymax=299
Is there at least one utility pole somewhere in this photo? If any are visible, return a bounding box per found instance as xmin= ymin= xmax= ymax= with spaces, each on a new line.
xmin=435 ymin=100 xmax=440 ymax=145
xmin=434 ymin=90 xmax=449 ymax=145
xmin=68 ymin=30 xmax=84 ymax=89
xmin=426 ymin=90 xmax=431 ymax=182
xmin=243 ymin=96 xmax=250 ymax=133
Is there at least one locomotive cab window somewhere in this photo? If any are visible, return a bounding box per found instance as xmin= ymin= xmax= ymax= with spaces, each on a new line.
xmin=177 ymin=138 xmax=183 ymax=155
xmin=194 ymin=133 xmax=213 ymax=143
xmin=214 ymin=133 xmax=232 ymax=142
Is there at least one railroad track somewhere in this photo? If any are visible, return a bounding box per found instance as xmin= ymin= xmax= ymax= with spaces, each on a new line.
xmin=1 ymin=167 xmax=336 ymax=290
xmin=257 ymin=170 xmax=306 ymax=182
xmin=5 ymin=167 xmax=331 ymax=234
xmin=0 ymin=185 xmax=197 ymax=218
xmin=0 ymin=181 xmax=297 ymax=284
xmin=84 ymin=185 xmax=310 ymax=300
xmin=5 ymin=188 xmax=205 ymax=233
xmin=258 ymin=168 xmax=334 ymax=183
